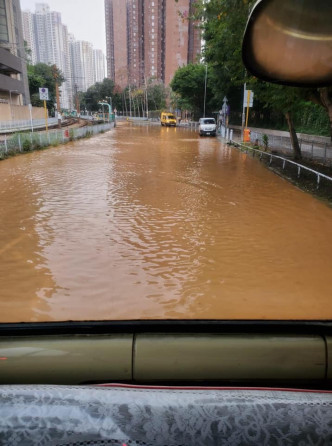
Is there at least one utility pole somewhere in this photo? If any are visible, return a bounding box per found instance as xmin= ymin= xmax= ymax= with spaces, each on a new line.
xmin=129 ymin=86 xmax=132 ymax=117
xmin=52 ymin=65 xmax=61 ymax=128
xmin=203 ymin=64 xmax=208 ymax=118
xmin=144 ymin=77 xmax=149 ymax=119
xmin=241 ymin=70 xmax=248 ymax=140
xmin=75 ymin=83 xmax=80 ymax=117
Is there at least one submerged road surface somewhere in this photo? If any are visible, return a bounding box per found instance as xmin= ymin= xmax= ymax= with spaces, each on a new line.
xmin=0 ymin=122 xmax=331 ymax=322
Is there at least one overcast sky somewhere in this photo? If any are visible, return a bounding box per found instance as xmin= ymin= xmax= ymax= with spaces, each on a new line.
xmin=20 ymin=0 xmax=106 ymax=53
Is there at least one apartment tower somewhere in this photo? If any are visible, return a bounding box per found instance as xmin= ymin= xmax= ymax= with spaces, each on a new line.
xmin=105 ymin=0 xmax=200 ymax=88
xmin=0 ymin=0 xmax=30 ymax=105
xmin=22 ymin=3 xmax=106 ymax=109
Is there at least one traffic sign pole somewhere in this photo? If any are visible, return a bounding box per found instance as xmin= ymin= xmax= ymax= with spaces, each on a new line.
xmin=44 ymin=100 xmax=48 ymax=131
xmin=245 ymin=90 xmax=250 ymax=128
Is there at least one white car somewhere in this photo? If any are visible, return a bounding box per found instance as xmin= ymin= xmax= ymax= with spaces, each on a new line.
xmin=199 ymin=117 xmax=217 ymax=136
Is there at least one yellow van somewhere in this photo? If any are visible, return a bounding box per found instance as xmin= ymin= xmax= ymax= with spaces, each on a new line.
xmin=160 ymin=112 xmax=177 ymax=127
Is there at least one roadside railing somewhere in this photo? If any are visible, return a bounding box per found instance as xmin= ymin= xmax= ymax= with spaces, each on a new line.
xmin=251 ymin=131 xmax=332 ymax=165
xmin=0 ymin=123 xmax=112 ymax=159
xmin=232 ymin=141 xmax=332 ymax=188
xmin=0 ymin=118 xmax=59 ymax=133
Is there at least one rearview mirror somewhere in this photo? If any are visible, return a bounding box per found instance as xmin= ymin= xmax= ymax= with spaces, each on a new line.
xmin=242 ymin=0 xmax=332 ymax=87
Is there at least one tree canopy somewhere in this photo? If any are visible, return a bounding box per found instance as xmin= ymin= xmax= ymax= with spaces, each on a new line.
xmin=80 ymin=78 xmax=168 ymax=117
xmin=170 ymin=64 xmax=215 ymax=118
xmin=28 ymin=63 xmax=65 ymax=112
xmin=170 ymin=0 xmax=331 ymax=156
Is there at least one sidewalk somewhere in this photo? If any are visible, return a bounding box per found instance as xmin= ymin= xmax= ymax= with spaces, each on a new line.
xmin=229 ymin=125 xmax=332 ymax=164
xmin=230 ymin=125 xmax=330 ymax=145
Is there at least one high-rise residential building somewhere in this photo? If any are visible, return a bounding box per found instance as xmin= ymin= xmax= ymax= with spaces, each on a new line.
xmin=127 ymin=0 xmax=144 ymax=87
xmin=22 ymin=10 xmax=37 ymax=64
xmin=69 ymin=34 xmax=83 ymax=95
xmin=22 ymin=2 xmax=106 ymax=110
xmin=143 ymin=0 xmax=165 ymax=83
xmin=69 ymin=39 xmax=94 ymax=93
xmin=105 ymin=0 xmax=201 ymax=89
xmin=164 ymin=0 xmax=201 ymax=85
xmin=93 ymin=49 xmax=106 ymax=84
xmin=22 ymin=3 xmax=73 ymax=108
xmin=0 ymin=0 xmax=30 ymax=106
xmin=105 ymin=0 xmax=128 ymax=88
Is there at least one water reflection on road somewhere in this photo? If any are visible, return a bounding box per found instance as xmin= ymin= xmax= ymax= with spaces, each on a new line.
xmin=0 ymin=122 xmax=331 ymax=322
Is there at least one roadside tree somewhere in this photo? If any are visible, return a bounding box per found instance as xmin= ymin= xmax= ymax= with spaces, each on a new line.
xmin=28 ymin=63 xmax=64 ymax=112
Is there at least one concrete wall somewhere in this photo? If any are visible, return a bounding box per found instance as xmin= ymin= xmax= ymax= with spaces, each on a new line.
xmin=0 ymin=104 xmax=45 ymax=121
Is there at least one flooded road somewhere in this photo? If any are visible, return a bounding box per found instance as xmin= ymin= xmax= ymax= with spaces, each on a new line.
xmin=0 ymin=122 xmax=331 ymax=322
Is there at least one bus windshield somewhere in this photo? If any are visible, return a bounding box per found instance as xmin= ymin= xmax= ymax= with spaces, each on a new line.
xmin=0 ymin=0 xmax=331 ymax=325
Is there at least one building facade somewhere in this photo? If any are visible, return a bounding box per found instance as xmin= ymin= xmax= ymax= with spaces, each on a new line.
xmin=22 ymin=3 xmax=73 ymax=109
xmin=0 ymin=0 xmax=30 ymax=108
xmin=69 ymin=39 xmax=94 ymax=93
xmin=105 ymin=0 xmax=128 ymax=88
xmin=105 ymin=0 xmax=201 ymax=88
xmin=22 ymin=10 xmax=37 ymax=64
xmin=22 ymin=2 xmax=106 ymax=110
xmin=93 ymin=49 xmax=106 ymax=84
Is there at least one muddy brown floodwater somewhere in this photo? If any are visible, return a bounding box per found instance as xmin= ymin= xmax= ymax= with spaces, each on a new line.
xmin=0 ymin=122 xmax=331 ymax=322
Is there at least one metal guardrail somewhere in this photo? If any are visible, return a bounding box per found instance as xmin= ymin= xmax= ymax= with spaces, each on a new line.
xmin=0 ymin=118 xmax=58 ymax=133
xmin=232 ymin=141 xmax=332 ymax=188
xmin=0 ymin=123 xmax=113 ymax=158
xmin=251 ymin=131 xmax=332 ymax=164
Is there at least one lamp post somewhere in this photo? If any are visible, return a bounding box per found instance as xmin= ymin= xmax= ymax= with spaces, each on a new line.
xmin=105 ymin=96 xmax=113 ymax=121
xmin=105 ymin=96 xmax=112 ymax=110
xmin=203 ymin=64 xmax=208 ymax=118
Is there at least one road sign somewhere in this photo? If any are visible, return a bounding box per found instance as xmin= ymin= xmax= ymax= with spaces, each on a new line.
xmin=39 ymin=87 xmax=49 ymax=101
xmin=244 ymin=90 xmax=254 ymax=107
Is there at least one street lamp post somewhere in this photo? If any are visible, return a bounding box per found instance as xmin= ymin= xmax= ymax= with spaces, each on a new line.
xmin=106 ymin=96 xmax=113 ymax=120
xmin=203 ymin=64 xmax=208 ymax=118
xmin=105 ymin=96 xmax=112 ymax=110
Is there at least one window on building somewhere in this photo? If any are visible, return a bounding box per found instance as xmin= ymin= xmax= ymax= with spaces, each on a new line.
xmin=0 ymin=0 xmax=9 ymax=42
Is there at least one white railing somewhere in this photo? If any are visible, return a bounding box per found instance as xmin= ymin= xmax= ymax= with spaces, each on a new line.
xmin=232 ymin=141 xmax=332 ymax=188
xmin=251 ymin=131 xmax=332 ymax=163
xmin=0 ymin=118 xmax=58 ymax=132
xmin=0 ymin=123 xmax=113 ymax=159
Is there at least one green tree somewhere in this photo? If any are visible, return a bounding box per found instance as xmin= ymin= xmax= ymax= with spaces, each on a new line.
xmin=252 ymin=82 xmax=307 ymax=159
xmin=23 ymin=40 xmax=32 ymax=64
xmin=80 ymin=78 xmax=120 ymax=113
xmin=170 ymin=64 xmax=214 ymax=118
xmin=306 ymin=87 xmax=332 ymax=141
xmin=192 ymin=0 xmax=332 ymax=152
xmin=27 ymin=63 xmax=65 ymax=112
xmin=147 ymin=82 xmax=167 ymax=111
xmin=191 ymin=0 xmax=307 ymax=158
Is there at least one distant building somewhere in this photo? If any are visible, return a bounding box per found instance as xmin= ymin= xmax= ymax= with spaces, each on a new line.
xmin=22 ymin=2 xmax=106 ymax=110
xmin=69 ymin=39 xmax=94 ymax=93
xmin=0 ymin=0 xmax=30 ymax=106
xmin=22 ymin=10 xmax=37 ymax=64
xmin=105 ymin=0 xmax=128 ymax=88
xmin=22 ymin=3 xmax=73 ymax=109
xmin=93 ymin=49 xmax=106 ymax=84
xmin=164 ymin=0 xmax=201 ymax=85
xmin=105 ymin=0 xmax=201 ymax=88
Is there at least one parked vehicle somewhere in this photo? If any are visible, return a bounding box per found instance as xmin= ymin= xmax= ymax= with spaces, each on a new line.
xmin=199 ymin=117 xmax=217 ymax=136
xmin=161 ymin=112 xmax=177 ymax=127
